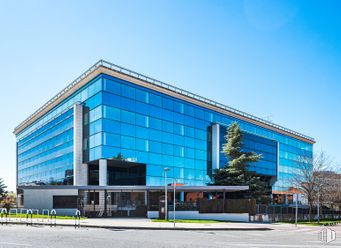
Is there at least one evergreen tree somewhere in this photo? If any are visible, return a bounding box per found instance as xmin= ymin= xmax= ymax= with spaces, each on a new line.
xmin=214 ymin=122 xmax=270 ymax=203
xmin=0 ymin=178 xmax=7 ymax=200
xmin=113 ymin=152 xmax=125 ymax=161
xmin=222 ymin=122 xmax=262 ymax=173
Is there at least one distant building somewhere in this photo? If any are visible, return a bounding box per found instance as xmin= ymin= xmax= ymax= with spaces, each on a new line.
xmin=14 ymin=60 xmax=314 ymax=216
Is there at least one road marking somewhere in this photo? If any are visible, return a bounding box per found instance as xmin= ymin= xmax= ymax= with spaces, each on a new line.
xmin=0 ymin=242 xmax=32 ymax=247
xmin=225 ymin=243 xmax=335 ymax=248
xmin=285 ymin=228 xmax=314 ymax=233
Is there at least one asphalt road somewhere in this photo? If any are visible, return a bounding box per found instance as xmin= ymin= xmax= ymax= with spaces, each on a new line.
xmin=0 ymin=225 xmax=339 ymax=248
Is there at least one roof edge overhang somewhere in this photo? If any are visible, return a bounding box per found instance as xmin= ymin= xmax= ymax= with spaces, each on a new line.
xmin=13 ymin=60 xmax=315 ymax=144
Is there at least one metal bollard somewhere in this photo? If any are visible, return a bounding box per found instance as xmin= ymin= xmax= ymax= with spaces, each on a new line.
xmin=42 ymin=209 xmax=50 ymax=222
xmin=50 ymin=209 xmax=57 ymax=227
xmin=9 ymin=209 xmax=18 ymax=222
xmin=33 ymin=209 xmax=39 ymax=222
xmin=20 ymin=208 xmax=27 ymax=223
xmin=26 ymin=209 xmax=33 ymax=226
xmin=74 ymin=210 xmax=81 ymax=229
xmin=1 ymin=209 xmax=8 ymax=225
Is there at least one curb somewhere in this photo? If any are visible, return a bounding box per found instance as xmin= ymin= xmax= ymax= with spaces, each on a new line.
xmin=0 ymin=221 xmax=273 ymax=231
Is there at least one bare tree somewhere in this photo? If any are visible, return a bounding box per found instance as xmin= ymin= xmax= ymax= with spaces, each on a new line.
xmin=292 ymin=151 xmax=333 ymax=221
xmin=318 ymin=169 xmax=341 ymax=211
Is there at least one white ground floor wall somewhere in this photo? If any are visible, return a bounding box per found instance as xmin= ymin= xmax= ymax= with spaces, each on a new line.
xmin=23 ymin=188 xmax=78 ymax=216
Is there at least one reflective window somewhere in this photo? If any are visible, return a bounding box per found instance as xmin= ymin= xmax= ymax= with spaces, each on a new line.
xmin=136 ymin=139 xmax=148 ymax=152
xmin=121 ymin=110 xmax=135 ymax=124
xmin=149 ymin=105 xmax=162 ymax=118
xmin=163 ymin=120 xmax=173 ymax=133
xmin=103 ymin=133 xmax=120 ymax=147
xmin=136 ymin=89 xmax=149 ymax=103
xmin=149 ymin=117 xmax=162 ymax=130
xmin=149 ymin=141 xmax=162 ymax=153
xmin=174 ymin=101 xmax=184 ymax=113
xmin=121 ymin=84 xmax=135 ymax=99
xmin=121 ymin=136 xmax=135 ymax=149
xmin=136 ymin=114 xmax=149 ymax=127
xmin=120 ymin=97 xmax=135 ymax=112
xmin=149 ymin=93 xmax=162 ymax=106
xmin=103 ymin=92 xmax=120 ymax=108
xmin=184 ymin=104 xmax=194 ymax=116
xmin=104 ymin=78 xmax=120 ymax=94
xmin=162 ymin=98 xmax=173 ymax=110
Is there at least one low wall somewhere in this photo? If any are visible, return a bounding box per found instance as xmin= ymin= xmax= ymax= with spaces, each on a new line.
xmin=147 ymin=211 xmax=249 ymax=222
xmin=23 ymin=188 xmax=78 ymax=216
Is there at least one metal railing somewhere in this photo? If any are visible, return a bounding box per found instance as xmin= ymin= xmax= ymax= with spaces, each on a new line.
xmin=254 ymin=204 xmax=341 ymax=223
xmin=14 ymin=59 xmax=315 ymax=142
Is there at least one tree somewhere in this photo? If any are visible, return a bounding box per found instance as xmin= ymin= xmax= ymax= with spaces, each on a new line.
xmin=0 ymin=178 xmax=7 ymax=201
xmin=222 ymin=122 xmax=262 ymax=173
xmin=113 ymin=152 xmax=125 ymax=161
xmin=1 ymin=195 xmax=16 ymax=212
xmin=317 ymin=171 xmax=341 ymax=210
xmin=213 ymin=122 xmax=270 ymax=203
xmin=292 ymin=152 xmax=334 ymax=221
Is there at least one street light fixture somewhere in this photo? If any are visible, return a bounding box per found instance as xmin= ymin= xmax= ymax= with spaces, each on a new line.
xmin=294 ymin=193 xmax=298 ymax=228
xmin=164 ymin=167 xmax=170 ymax=220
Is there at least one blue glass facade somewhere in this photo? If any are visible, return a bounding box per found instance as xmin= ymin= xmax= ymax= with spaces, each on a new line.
xmin=16 ymin=68 xmax=313 ymax=193
xmin=218 ymin=126 xmax=278 ymax=177
xmin=16 ymin=78 xmax=102 ymax=185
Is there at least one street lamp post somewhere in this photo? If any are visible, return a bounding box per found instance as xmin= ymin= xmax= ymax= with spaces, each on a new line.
xmin=317 ymin=187 xmax=320 ymax=223
xmin=173 ymin=179 xmax=176 ymax=228
xmin=294 ymin=193 xmax=298 ymax=228
xmin=164 ymin=167 xmax=170 ymax=220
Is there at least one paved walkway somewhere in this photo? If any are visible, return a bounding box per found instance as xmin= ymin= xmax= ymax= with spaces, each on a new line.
xmin=3 ymin=217 xmax=338 ymax=231
xmin=60 ymin=218 xmax=273 ymax=230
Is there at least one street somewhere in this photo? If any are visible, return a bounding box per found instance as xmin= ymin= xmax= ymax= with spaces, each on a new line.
xmin=0 ymin=224 xmax=339 ymax=248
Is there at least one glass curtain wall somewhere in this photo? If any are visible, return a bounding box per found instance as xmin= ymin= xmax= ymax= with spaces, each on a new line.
xmin=16 ymin=76 xmax=103 ymax=185
xmin=16 ymin=71 xmax=313 ymax=192
xmin=87 ymin=74 xmax=312 ymax=191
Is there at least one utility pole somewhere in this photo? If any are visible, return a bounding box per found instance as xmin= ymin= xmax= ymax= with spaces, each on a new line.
xmin=164 ymin=167 xmax=170 ymax=220
xmin=295 ymin=194 xmax=298 ymax=228
xmin=317 ymin=188 xmax=320 ymax=223
xmin=173 ymin=179 xmax=176 ymax=228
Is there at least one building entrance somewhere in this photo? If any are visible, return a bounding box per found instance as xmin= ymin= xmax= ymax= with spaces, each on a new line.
xmin=79 ymin=189 xmax=147 ymax=217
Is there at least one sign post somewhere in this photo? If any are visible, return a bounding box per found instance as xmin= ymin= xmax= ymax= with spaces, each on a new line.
xmin=294 ymin=194 xmax=298 ymax=228
xmin=164 ymin=167 xmax=170 ymax=220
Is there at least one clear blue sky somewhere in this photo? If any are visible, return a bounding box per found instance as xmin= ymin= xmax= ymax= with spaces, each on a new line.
xmin=1 ymin=0 xmax=340 ymax=191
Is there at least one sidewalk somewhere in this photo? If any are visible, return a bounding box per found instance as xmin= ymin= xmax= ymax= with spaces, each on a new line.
xmin=3 ymin=217 xmax=337 ymax=231
xmin=2 ymin=218 xmax=275 ymax=231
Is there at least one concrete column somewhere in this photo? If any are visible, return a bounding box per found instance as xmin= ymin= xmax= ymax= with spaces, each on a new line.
xmin=212 ymin=123 xmax=220 ymax=171
xmin=84 ymin=191 xmax=89 ymax=206
xmin=82 ymin=163 xmax=88 ymax=185
xmin=73 ymin=103 xmax=87 ymax=186
xmin=99 ymin=159 xmax=107 ymax=186
xmin=180 ymin=192 xmax=185 ymax=202
xmin=99 ymin=191 xmax=105 ymax=207
xmin=276 ymin=142 xmax=280 ymax=178
xmin=144 ymin=191 xmax=148 ymax=205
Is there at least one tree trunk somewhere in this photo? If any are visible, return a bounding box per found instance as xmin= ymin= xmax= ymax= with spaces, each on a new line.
xmin=308 ymin=203 xmax=313 ymax=222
